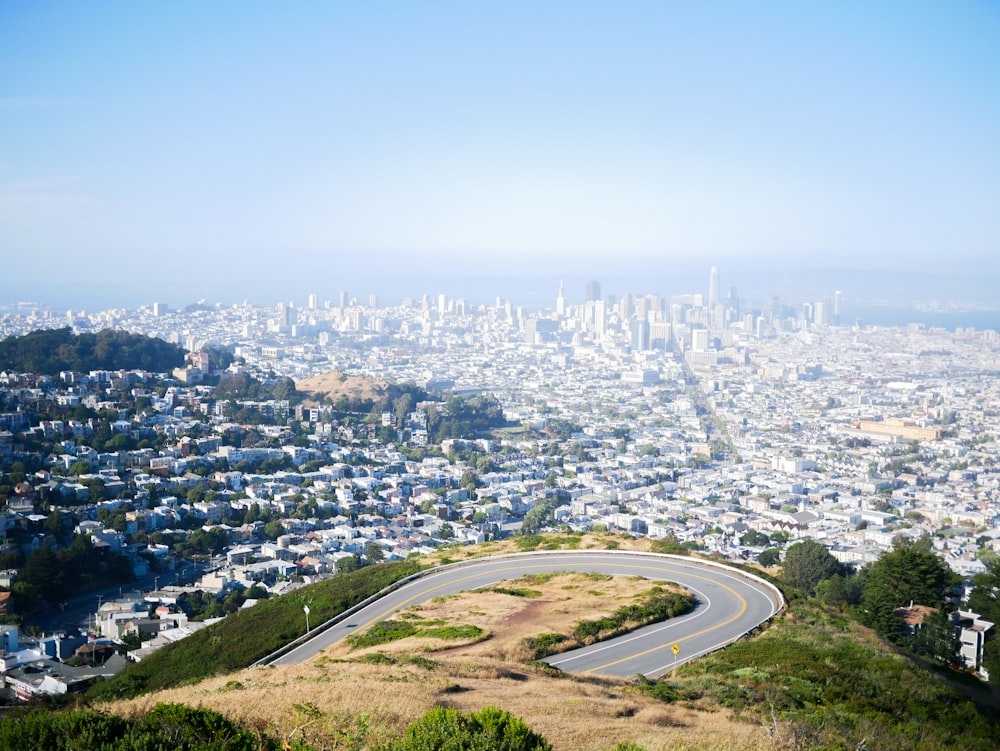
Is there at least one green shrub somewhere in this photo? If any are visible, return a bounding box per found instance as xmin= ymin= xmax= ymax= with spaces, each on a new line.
xmin=515 ymin=535 xmax=544 ymax=551
xmin=361 ymin=652 xmax=398 ymax=665
xmin=523 ymin=632 xmax=568 ymax=658
xmin=348 ymin=620 xmax=418 ymax=648
xmin=491 ymin=586 xmax=542 ymax=598
xmin=404 ymin=655 xmax=438 ymax=670
xmin=419 ymin=624 xmax=485 ymax=640
xmin=383 ymin=706 xmax=551 ymax=751
xmin=0 ymin=703 xmax=291 ymax=751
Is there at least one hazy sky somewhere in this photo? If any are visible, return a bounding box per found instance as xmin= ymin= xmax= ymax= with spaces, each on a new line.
xmin=2 ymin=1 xmax=999 ymax=307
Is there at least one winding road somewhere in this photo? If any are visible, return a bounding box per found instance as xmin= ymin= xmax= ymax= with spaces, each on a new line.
xmin=268 ymin=551 xmax=784 ymax=678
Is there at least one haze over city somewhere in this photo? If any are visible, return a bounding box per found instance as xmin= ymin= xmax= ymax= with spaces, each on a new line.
xmin=2 ymin=2 xmax=999 ymax=312
xmin=6 ymin=5 xmax=1000 ymax=742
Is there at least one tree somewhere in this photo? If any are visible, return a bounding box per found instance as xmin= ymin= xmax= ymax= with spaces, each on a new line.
xmin=459 ymin=470 xmax=481 ymax=490
xmin=69 ymin=460 xmax=91 ymax=476
xmin=520 ymin=500 xmax=555 ymax=536
xmin=21 ymin=545 xmax=64 ymax=601
xmin=436 ymin=522 xmax=455 ymax=540
xmin=860 ymin=538 xmax=960 ymax=642
xmin=910 ymin=606 xmax=960 ymax=665
xmin=263 ymin=520 xmax=285 ymax=540
xmin=769 ymin=530 xmax=791 ymax=546
xmin=44 ymin=510 xmax=66 ymax=541
xmin=60 ymin=533 xmax=100 ymax=590
xmin=393 ymin=393 xmax=414 ymax=430
xmin=757 ymin=548 xmax=781 ymax=567
xmin=813 ymin=573 xmax=862 ymax=609
xmin=107 ymin=553 xmax=134 ymax=583
xmin=780 ymin=540 xmax=843 ymax=596
xmin=740 ymin=529 xmax=770 ymax=547
xmin=336 ymin=554 xmax=361 ymax=574
xmin=364 ymin=541 xmax=385 ymax=564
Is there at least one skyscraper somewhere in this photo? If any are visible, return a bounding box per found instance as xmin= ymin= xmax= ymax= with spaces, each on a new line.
xmin=586 ymin=280 xmax=601 ymax=303
xmin=593 ymin=299 xmax=606 ymax=339
xmin=556 ymin=281 xmax=566 ymax=316
xmin=708 ymin=266 xmax=720 ymax=309
xmin=630 ymin=320 xmax=649 ymax=351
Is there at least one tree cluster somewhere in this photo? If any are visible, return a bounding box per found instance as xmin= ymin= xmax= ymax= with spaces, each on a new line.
xmin=213 ymin=372 xmax=299 ymax=404
xmin=778 ymin=537 xmax=965 ymax=668
xmin=425 ymin=394 xmax=508 ymax=443
xmin=13 ymin=537 xmax=133 ymax=611
xmin=0 ymin=328 xmax=185 ymax=374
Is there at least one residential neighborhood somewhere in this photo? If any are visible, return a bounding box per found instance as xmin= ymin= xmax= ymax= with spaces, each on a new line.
xmin=1 ymin=282 xmax=999 ymax=699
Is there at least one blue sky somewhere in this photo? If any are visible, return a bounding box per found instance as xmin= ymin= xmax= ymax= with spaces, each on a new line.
xmin=2 ymin=1 xmax=998 ymax=308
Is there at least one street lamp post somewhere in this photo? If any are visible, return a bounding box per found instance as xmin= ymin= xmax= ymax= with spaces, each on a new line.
xmin=303 ymin=605 xmax=311 ymax=634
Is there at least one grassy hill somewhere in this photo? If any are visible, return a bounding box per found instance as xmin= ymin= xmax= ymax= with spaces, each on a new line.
xmin=86 ymin=560 xmax=424 ymax=702
xmin=296 ymin=370 xmax=395 ymax=407
xmin=81 ymin=535 xmax=999 ymax=750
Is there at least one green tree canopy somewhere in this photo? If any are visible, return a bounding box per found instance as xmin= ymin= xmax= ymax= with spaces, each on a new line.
xmin=780 ymin=539 xmax=843 ymax=596
xmin=757 ymin=548 xmax=781 ymax=567
xmin=263 ymin=520 xmax=286 ymax=540
xmin=860 ymin=537 xmax=960 ymax=642
xmin=0 ymin=327 xmax=184 ymax=374
xmin=21 ymin=544 xmax=63 ymax=601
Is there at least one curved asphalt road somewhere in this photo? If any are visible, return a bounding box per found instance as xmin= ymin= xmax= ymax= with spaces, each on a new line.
xmin=270 ymin=551 xmax=783 ymax=679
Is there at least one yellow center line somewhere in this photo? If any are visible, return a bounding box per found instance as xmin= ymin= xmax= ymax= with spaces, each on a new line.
xmin=585 ymin=570 xmax=748 ymax=673
xmin=342 ymin=560 xmax=746 ymax=671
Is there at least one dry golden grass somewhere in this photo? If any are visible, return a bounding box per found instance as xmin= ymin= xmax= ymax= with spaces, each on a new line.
xmin=103 ymin=568 xmax=776 ymax=751
xmin=296 ymin=370 xmax=391 ymax=408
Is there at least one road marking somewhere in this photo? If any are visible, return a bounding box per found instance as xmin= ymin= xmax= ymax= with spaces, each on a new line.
xmin=585 ymin=572 xmax=749 ymax=674
xmin=547 ymin=583 xmax=712 ymax=666
xmin=282 ymin=555 xmax=779 ymax=674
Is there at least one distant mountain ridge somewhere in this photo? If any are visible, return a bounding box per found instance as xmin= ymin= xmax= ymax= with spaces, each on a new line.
xmin=0 ymin=327 xmax=186 ymax=374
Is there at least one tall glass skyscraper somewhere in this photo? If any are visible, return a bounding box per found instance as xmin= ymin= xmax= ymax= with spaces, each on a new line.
xmin=708 ymin=266 xmax=720 ymax=309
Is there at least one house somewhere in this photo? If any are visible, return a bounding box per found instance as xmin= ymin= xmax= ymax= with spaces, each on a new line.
xmin=952 ymin=610 xmax=994 ymax=681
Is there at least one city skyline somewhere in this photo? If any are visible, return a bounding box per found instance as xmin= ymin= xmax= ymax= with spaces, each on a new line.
xmin=5 ymin=268 xmax=1000 ymax=334
xmin=2 ymin=2 xmax=999 ymax=310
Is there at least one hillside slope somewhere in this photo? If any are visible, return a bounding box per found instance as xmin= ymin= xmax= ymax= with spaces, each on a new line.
xmin=296 ymin=370 xmax=392 ymax=407
xmin=95 ymin=536 xmax=999 ymax=751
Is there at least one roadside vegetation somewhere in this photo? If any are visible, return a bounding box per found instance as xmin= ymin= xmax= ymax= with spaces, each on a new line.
xmin=1 ymin=533 xmax=995 ymax=750
xmin=642 ymin=594 xmax=999 ymax=750
xmin=86 ymin=559 xmax=423 ymax=701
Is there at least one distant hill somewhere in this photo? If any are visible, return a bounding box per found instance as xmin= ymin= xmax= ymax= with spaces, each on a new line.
xmin=0 ymin=327 xmax=186 ymax=374
xmin=296 ymin=370 xmax=393 ymax=407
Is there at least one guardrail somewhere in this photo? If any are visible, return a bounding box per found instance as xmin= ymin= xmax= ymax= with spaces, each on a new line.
xmin=252 ymin=549 xmax=785 ymax=668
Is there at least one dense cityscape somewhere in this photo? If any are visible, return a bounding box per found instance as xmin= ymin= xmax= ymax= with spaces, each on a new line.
xmin=1 ymin=268 xmax=998 ymax=704
xmin=4 ymin=0 xmax=1000 ymax=746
